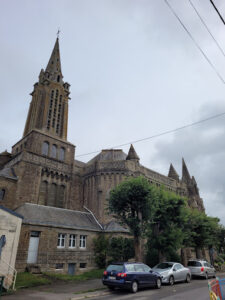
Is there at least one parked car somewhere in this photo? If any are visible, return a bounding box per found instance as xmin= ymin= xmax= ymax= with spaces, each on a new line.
xmin=187 ymin=259 xmax=216 ymax=279
xmin=102 ymin=262 xmax=162 ymax=293
xmin=152 ymin=262 xmax=191 ymax=285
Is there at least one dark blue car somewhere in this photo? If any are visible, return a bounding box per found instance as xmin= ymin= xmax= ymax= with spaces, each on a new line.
xmin=102 ymin=262 xmax=162 ymax=293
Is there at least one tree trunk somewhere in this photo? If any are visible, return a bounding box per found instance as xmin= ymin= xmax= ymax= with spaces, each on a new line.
xmin=181 ymin=248 xmax=187 ymax=266
xmin=134 ymin=236 xmax=143 ymax=262
xmin=195 ymin=247 xmax=201 ymax=259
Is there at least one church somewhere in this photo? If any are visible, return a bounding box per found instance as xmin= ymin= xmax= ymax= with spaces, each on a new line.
xmin=0 ymin=38 xmax=205 ymax=275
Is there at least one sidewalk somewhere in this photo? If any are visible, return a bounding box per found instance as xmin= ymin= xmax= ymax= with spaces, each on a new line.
xmin=2 ymin=278 xmax=108 ymax=300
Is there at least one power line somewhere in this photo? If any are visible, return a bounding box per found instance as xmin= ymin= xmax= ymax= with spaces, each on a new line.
xmin=209 ymin=0 xmax=225 ymax=25
xmin=76 ymin=111 xmax=225 ymax=158
xmin=164 ymin=0 xmax=225 ymax=84
xmin=188 ymin=0 xmax=225 ymax=58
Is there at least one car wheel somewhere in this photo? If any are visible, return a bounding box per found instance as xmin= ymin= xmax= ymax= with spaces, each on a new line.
xmin=186 ymin=274 xmax=191 ymax=283
xmin=205 ymin=273 xmax=208 ymax=280
xmin=155 ymin=278 xmax=161 ymax=289
xmin=131 ymin=280 xmax=138 ymax=293
xmin=169 ymin=275 xmax=174 ymax=286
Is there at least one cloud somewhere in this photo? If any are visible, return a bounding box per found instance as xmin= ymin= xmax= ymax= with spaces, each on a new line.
xmin=150 ymin=101 xmax=225 ymax=225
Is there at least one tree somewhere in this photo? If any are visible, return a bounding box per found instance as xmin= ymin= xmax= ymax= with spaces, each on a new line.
xmin=109 ymin=176 xmax=158 ymax=261
xmin=183 ymin=209 xmax=220 ymax=258
xmin=146 ymin=188 xmax=188 ymax=265
xmin=93 ymin=234 xmax=109 ymax=268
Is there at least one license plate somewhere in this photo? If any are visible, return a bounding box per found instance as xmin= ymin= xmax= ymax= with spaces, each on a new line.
xmin=109 ymin=276 xmax=116 ymax=280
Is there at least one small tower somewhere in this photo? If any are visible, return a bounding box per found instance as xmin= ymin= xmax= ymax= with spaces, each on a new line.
xmin=126 ymin=144 xmax=140 ymax=162
xmin=168 ymin=163 xmax=179 ymax=181
xmin=23 ymin=38 xmax=70 ymax=140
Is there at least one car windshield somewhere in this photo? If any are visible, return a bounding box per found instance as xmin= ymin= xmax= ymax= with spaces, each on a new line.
xmin=106 ymin=264 xmax=124 ymax=272
xmin=187 ymin=261 xmax=202 ymax=267
xmin=155 ymin=263 xmax=173 ymax=269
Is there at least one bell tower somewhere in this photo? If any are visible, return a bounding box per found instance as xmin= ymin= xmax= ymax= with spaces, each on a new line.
xmin=23 ymin=38 xmax=70 ymax=140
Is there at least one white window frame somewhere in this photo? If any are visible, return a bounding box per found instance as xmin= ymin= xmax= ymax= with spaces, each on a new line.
xmin=79 ymin=235 xmax=86 ymax=249
xmin=57 ymin=233 xmax=66 ymax=248
xmin=69 ymin=234 xmax=76 ymax=248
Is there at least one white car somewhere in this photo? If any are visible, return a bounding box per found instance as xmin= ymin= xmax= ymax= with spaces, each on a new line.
xmin=152 ymin=262 xmax=191 ymax=285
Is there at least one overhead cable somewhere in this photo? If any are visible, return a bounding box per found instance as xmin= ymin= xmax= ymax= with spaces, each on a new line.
xmin=76 ymin=111 xmax=225 ymax=157
xmin=164 ymin=0 xmax=225 ymax=84
xmin=209 ymin=0 xmax=225 ymax=25
xmin=189 ymin=0 xmax=225 ymax=58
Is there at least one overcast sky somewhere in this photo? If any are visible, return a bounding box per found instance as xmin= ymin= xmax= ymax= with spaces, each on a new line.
xmin=0 ymin=0 xmax=225 ymax=224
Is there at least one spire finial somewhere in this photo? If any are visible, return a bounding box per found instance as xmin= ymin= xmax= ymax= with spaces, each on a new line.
xmin=57 ymin=28 xmax=60 ymax=39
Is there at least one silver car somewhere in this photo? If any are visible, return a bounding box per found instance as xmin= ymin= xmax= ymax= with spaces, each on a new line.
xmin=187 ymin=260 xmax=216 ymax=279
xmin=152 ymin=262 xmax=191 ymax=285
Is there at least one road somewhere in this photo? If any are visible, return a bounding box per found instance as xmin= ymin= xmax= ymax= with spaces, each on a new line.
xmin=98 ymin=277 xmax=213 ymax=300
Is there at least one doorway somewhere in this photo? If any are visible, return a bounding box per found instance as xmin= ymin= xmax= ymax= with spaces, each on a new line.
xmin=68 ymin=263 xmax=76 ymax=275
xmin=27 ymin=231 xmax=40 ymax=264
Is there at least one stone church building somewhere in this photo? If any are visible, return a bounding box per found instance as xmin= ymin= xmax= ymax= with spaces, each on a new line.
xmin=0 ymin=38 xmax=204 ymax=274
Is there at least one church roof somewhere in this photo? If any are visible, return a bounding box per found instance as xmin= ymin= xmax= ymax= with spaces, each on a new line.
xmin=15 ymin=203 xmax=102 ymax=231
xmin=0 ymin=167 xmax=17 ymax=180
xmin=87 ymin=149 xmax=127 ymax=165
xmin=0 ymin=150 xmax=11 ymax=156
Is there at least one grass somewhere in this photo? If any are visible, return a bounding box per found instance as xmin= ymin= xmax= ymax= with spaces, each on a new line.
xmin=44 ymin=269 xmax=104 ymax=281
xmin=15 ymin=269 xmax=104 ymax=289
xmin=15 ymin=272 xmax=51 ymax=289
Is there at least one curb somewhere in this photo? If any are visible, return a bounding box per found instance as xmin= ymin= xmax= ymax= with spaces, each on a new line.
xmin=71 ymin=290 xmax=110 ymax=300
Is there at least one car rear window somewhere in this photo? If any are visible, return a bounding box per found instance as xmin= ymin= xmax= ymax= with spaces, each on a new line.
xmin=106 ymin=264 xmax=124 ymax=272
xmin=187 ymin=261 xmax=202 ymax=267
xmin=155 ymin=263 xmax=173 ymax=269
xmin=125 ymin=264 xmax=135 ymax=272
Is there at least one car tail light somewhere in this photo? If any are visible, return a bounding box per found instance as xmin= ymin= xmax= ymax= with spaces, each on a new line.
xmin=118 ymin=272 xmax=127 ymax=278
xmin=103 ymin=271 xmax=107 ymax=275
xmin=201 ymin=267 xmax=204 ymax=272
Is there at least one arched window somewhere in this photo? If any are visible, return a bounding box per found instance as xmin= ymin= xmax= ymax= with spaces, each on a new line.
xmin=42 ymin=142 xmax=49 ymax=156
xmin=0 ymin=189 xmax=5 ymax=200
xmin=56 ymin=185 xmax=65 ymax=208
xmin=48 ymin=183 xmax=57 ymax=206
xmin=51 ymin=144 xmax=57 ymax=158
xmin=38 ymin=181 xmax=48 ymax=205
xmin=59 ymin=147 xmax=65 ymax=161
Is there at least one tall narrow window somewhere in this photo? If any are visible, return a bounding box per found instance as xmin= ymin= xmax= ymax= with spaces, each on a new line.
xmin=48 ymin=183 xmax=57 ymax=206
xmin=51 ymin=144 xmax=57 ymax=158
xmin=42 ymin=142 xmax=49 ymax=156
xmin=56 ymin=185 xmax=65 ymax=208
xmin=59 ymin=147 xmax=65 ymax=161
xmin=38 ymin=181 xmax=48 ymax=205
xmin=0 ymin=189 xmax=5 ymax=200
xmin=57 ymin=233 xmax=66 ymax=248
xmin=79 ymin=235 xmax=86 ymax=249
xmin=69 ymin=234 xmax=76 ymax=248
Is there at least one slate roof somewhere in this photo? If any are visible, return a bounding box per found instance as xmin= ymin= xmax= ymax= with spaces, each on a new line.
xmin=87 ymin=149 xmax=127 ymax=165
xmin=0 ymin=167 xmax=17 ymax=180
xmin=0 ymin=205 xmax=23 ymax=219
xmin=104 ymin=220 xmax=129 ymax=233
xmin=15 ymin=203 xmax=102 ymax=231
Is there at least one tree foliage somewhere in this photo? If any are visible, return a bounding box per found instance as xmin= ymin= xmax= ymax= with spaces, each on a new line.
xmin=109 ymin=176 xmax=158 ymax=260
xmin=93 ymin=234 xmax=134 ymax=268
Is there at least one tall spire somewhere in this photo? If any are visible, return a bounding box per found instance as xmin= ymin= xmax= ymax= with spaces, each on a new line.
xmin=182 ymin=158 xmax=191 ymax=184
xmin=126 ymin=144 xmax=140 ymax=162
xmin=168 ymin=163 xmax=179 ymax=181
xmin=45 ymin=38 xmax=63 ymax=83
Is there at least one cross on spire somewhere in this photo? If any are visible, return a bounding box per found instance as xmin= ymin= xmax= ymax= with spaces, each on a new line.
xmin=57 ymin=28 xmax=60 ymax=38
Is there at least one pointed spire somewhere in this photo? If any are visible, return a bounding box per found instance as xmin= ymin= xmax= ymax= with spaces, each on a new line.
xmin=182 ymin=158 xmax=191 ymax=184
xmin=126 ymin=144 xmax=140 ymax=162
xmin=168 ymin=163 xmax=179 ymax=181
xmin=45 ymin=38 xmax=63 ymax=82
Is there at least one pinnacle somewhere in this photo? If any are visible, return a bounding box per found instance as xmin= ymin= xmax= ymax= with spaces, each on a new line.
xmin=168 ymin=163 xmax=179 ymax=181
xmin=182 ymin=158 xmax=191 ymax=183
xmin=126 ymin=144 xmax=140 ymax=161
